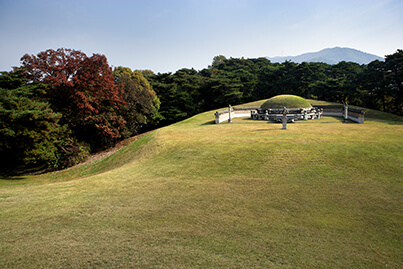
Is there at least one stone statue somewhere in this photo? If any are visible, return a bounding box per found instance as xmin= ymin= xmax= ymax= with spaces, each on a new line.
xmin=282 ymin=106 xmax=287 ymax=129
xmin=344 ymin=102 xmax=348 ymax=123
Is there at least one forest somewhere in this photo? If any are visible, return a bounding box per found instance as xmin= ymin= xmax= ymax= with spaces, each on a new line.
xmin=0 ymin=48 xmax=402 ymax=172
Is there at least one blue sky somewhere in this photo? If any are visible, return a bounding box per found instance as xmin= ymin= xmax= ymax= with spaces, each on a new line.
xmin=0 ymin=0 xmax=402 ymax=73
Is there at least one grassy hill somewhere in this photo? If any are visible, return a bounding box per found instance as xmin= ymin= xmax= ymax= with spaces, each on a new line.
xmin=1 ymin=100 xmax=402 ymax=268
xmin=261 ymin=95 xmax=312 ymax=109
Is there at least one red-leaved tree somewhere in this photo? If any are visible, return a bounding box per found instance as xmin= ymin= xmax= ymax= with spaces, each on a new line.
xmin=20 ymin=48 xmax=126 ymax=150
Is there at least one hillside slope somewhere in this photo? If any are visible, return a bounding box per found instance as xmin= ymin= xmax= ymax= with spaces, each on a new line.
xmin=1 ymin=101 xmax=402 ymax=268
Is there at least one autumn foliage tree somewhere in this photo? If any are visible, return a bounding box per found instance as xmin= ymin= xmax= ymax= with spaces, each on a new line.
xmin=113 ymin=67 xmax=161 ymax=137
xmin=20 ymin=48 xmax=126 ymax=150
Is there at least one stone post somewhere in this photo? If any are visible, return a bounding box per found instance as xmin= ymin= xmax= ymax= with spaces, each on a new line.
xmin=358 ymin=111 xmax=365 ymax=124
xmin=228 ymin=105 xmax=232 ymax=123
xmin=282 ymin=106 xmax=287 ymax=129
xmin=344 ymin=102 xmax=348 ymax=123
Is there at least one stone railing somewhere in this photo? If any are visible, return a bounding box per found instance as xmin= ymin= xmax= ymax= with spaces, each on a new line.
xmin=215 ymin=104 xmax=365 ymax=124
xmin=214 ymin=106 xmax=259 ymax=124
xmin=313 ymin=105 xmax=365 ymax=123
xmin=251 ymin=107 xmax=323 ymax=122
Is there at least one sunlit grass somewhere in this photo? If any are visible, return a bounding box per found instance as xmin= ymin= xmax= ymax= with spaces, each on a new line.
xmin=261 ymin=94 xmax=313 ymax=109
xmin=0 ymin=102 xmax=402 ymax=268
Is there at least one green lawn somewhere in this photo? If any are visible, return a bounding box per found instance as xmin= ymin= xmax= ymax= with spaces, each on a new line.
xmin=1 ymin=101 xmax=402 ymax=268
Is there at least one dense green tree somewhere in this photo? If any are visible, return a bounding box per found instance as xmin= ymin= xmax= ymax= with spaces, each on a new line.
xmin=0 ymin=70 xmax=64 ymax=170
xmin=293 ymin=62 xmax=328 ymax=99
xmin=148 ymin=72 xmax=182 ymax=124
xmin=172 ymin=68 xmax=203 ymax=115
xmin=384 ymin=49 xmax=403 ymax=115
xmin=309 ymin=78 xmax=341 ymax=102
xmin=327 ymin=61 xmax=364 ymax=103
xmin=233 ymin=69 xmax=257 ymax=102
xmin=358 ymin=60 xmax=388 ymax=110
xmin=203 ymin=56 xmax=263 ymax=106
xmin=148 ymin=69 xmax=203 ymax=125
xmin=256 ymin=64 xmax=280 ymax=99
xmin=209 ymin=55 xmax=227 ymax=69
xmin=203 ymin=69 xmax=244 ymax=109
xmin=274 ymin=61 xmax=300 ymax=95
xmin=302 ymin=62 xmax=330 ymax=99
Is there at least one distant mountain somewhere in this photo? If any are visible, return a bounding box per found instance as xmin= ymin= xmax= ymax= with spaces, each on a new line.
xmin=267 ymin=47 xmax=384 ymax=65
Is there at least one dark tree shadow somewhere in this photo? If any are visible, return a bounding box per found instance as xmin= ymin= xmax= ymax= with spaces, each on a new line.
xmin=201 ymin=120 xmax=217 ymax=125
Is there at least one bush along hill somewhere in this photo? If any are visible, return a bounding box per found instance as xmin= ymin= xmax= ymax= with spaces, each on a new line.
xmin=0 ymin=99 xmax=402 ymax=267
xmin=0 ymin=48 xmax=402 ymax=173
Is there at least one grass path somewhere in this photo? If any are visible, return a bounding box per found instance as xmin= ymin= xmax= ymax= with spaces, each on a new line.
xmin=1 ymin=101 xmax=402 ymax=268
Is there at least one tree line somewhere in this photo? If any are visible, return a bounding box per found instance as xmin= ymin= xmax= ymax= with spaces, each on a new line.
xmin=148 ymin=50 xmax=402 ymax=125
xmin=1 ymin=48 xmax=402 ymax=173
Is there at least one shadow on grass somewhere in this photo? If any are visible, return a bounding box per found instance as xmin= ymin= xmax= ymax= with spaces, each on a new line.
xmin=366 ymin=118 xmax=403 ymax=125
xmin=0 ymin=174 xmax=25 ymax=180
xmin=0 ymin=164 xmax=47 ymax=179
xmin=229 ymin=116 xmax=373 ymax=126
xmin=323 ymin=115 xmax=403 ymax=125
xmin=254 ymin=128 xmax=284 ymax=132
xmin=201 ymin=120 xmax=216 ymax=125
xmin=242 ymin=118 xmax=255 ymax=121
xmin=316 ymin=117 xmax=345 ymax=123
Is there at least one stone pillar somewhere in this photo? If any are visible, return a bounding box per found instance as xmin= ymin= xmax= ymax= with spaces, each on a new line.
xmin=344 ymin=102 xmax=348 ymax=123
xmin=228 ymin=105 xmax=232 ymax=123
xmin=358 ymin=111 xmax=364 ymax=124
xmin=282 ymin=106 xmax=287 ymax=129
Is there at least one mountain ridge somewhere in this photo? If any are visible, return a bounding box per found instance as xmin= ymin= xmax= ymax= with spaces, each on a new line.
xmin=267 ymin=47 xmax=384 ymax=64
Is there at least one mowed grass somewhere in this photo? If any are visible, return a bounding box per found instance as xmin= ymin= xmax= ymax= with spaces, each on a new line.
xmin=1 ymin=101 xmax=402 ymax=268
xmin=261 ymin=94 xmax=312 ymax=109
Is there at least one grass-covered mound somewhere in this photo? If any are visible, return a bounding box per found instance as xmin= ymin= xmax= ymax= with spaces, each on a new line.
xmin=0 ymin=100 xmax=402 ymax=268
xmin=261 ymin=94 xmax=313 ymax=109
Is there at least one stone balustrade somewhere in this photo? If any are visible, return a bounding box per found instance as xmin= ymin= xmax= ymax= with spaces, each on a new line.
xmin=251 ymin=107 xmax=323 ymax=122
xmin=214 ymin=107 xmax=259 ymax=124
xmin=313 ymin=105 xmax=365 ymax=123
xmin=215 ymin=104 xmax=365 ymax=124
